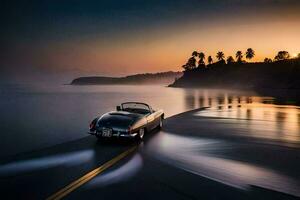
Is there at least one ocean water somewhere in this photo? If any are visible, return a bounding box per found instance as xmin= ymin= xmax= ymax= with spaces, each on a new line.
xmin=0 ymin=84 xmax=299 ymax=158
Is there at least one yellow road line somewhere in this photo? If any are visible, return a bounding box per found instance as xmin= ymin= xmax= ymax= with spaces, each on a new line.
xmin=46 ymin=146 xmax=137 ymax=200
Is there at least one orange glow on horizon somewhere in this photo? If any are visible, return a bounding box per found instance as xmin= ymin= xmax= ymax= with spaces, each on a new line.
xmin=12 ymin=11 xmax=300 ymax=76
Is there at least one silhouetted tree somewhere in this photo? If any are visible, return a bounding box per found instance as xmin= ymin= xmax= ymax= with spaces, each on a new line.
xmin=246 ymin=48 xmax=255 ymax=61
xmin=226 ymin=56 xmax=235 ymax=64
xmin=216 ymin=51 xmax=225 ymax=61
xmin=297 ymin=53 xmax=300 ymax=59
xmin=236 ymin=51 xmax=243 ymax=63
xmin=198 ymin=52 xmax=205 ymax=66
xmin=264 ymin=58 xmax=272 ymax=63
xmin=183 ymin=56 xmax=197 ymax=71
xmin=182 ymin=51 xmax=199 ymax=71
xmin=208 ymin=56 xmax=213 ymax=64
xmin=274 ymin=51 xmax=290 ymax=61
xmin=192 ymin=51 xmax=198 ymax=57
xmin=182 ymin=64 xmax=188 ymax=71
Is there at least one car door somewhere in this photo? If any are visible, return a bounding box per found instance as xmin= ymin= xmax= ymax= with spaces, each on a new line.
xmin=152 ymin=110 xmax=162 ymax=127
xmin=146 ymin=112 xmax=156 ymax=130
xmin=147 ymin=107 xmax=162 ymax=130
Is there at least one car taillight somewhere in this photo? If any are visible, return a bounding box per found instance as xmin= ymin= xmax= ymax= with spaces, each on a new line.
xmin=89 ymin=122 xmax=95 ymax=129
xmin=90 ymin=119 xmax=97 ymax=130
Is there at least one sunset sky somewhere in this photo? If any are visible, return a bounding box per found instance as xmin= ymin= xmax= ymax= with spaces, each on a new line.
xmin=1 ymin=0 xmax=300 ymax=83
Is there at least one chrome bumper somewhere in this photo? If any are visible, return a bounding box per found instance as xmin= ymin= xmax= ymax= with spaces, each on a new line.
xmin=88 ymin=131 xmax=137 ymax=138
xmin=87 ymin=131 xmax=96 ymax=135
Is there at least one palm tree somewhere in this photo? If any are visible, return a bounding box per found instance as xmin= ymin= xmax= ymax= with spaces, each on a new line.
xmin=246 ymin=48 xmax=255 ymax=61
xmin=226 ymin=56 xmax=235 ymax=64
xmin=185 ymin=56 xmax=197 ymax=70
xmin=236 ymin=51 xmax=243 ymax=63
xmin=216 ymin=51 xmax=225 ymax=61
xmin=192 ymin=51 xmax=198 ymax=57
xmin=182 ymin=51 xmax=199 ymax=71
xmin=208 ymin=56 xmax=213 ymax=64
xmin=264 ymin=58 xmax=272 ymax=63
xmin=198 ymin=52 xmax=205 ymax=66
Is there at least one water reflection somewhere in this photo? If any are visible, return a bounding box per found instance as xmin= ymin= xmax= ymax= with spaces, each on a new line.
xmin=182 ymin=89 xmax=300 ymax=143
xmin=146 ymin=132 xmax=300 ymax=197
xmin=181 ymin=89 xmax=297 ymax=110
xmin=184 ymin=92 xmax=196 ymax=110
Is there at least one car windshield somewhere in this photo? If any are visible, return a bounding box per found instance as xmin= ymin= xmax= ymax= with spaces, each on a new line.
xmin=121 ymin=103 xmax=151 ymax=114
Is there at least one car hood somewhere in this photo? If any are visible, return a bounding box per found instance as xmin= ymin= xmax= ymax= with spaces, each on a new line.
xmin=97 ymin=111 xmax=143 ymax=129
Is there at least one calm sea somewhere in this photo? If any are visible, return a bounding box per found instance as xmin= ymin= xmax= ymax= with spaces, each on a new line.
xmin=0 ymin=84 xmax=299 ymax=158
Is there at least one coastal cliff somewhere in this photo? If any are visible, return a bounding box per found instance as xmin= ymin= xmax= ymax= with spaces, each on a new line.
xmin=169 ymin=59 xmax=300 ymax=90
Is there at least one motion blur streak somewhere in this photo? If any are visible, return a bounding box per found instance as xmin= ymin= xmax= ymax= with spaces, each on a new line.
xmin=84 ymin=153 xmax=143 ymax=188
xmin=146 ymin=132 xmax=300 ymax=197
xmin=0 ymin=150 xmax=94 ymax=176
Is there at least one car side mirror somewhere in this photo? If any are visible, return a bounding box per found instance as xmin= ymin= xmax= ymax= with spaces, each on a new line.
xmin=116 ymin=106 xmax=121 ymax=111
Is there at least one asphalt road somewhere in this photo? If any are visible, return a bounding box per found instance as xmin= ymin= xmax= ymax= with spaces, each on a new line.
xmin=0 ymin=108 xmax=300 ymax=200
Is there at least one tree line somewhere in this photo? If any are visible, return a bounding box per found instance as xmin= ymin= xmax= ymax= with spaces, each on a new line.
xmin=182 ymin=49 xmax=300 ymax=71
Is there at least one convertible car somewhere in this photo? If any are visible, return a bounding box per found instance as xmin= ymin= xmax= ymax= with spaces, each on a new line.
xmin=88 ymin=102 xmax=164 ymax=140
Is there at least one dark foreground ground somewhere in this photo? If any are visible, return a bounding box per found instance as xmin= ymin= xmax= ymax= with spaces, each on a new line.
xmin=0 ymin=108 xmax=299 ymax=200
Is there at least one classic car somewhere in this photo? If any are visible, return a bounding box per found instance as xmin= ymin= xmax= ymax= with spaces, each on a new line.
xmin=88 ymin=102 xmax=164 ymax=140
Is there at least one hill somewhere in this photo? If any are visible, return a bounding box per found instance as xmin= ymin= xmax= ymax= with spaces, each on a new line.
xmin=169 ymin=59 xmax=300 ymax=101
xmin=169 ymin=59 xmax=300 ymax=90
xmin=71 ymin=71 xmax=183 ymax=85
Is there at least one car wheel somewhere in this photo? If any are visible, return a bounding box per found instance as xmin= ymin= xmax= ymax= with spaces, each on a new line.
xmin=138 ymin=128 xmax=145 ymax=140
